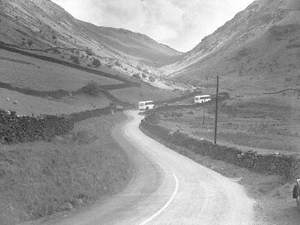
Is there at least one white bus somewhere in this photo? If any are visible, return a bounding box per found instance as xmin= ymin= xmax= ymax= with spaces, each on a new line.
xmin=194 ymin=95 xmax=211 ymax=104
xmin=138 ymin=100 xmax=155 ymax=111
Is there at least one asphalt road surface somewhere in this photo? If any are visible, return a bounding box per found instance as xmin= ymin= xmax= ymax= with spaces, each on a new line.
xmin=39 ymin=110 xmax=255 ymax=225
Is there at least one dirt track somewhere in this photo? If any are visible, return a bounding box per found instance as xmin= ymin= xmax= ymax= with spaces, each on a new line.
xmin=31 ymin=111 xmax=255 ymax=225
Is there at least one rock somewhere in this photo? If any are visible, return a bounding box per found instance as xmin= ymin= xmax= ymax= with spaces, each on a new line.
xmin=72 ymin=198 xmax=84 ymax=207
xmin=60 ymin=202 xmax=73 ymax=211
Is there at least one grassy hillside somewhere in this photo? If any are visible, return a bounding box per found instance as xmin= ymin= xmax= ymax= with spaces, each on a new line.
xmin=0 ymin=49 xmax=121 ymax=91
xmin=110 ymin=85 xmax=180 ymax=105
xmin=0 ymin=0 xmax=181 ymax=83
xmin=162 ymin=0 xmax=300 ymax=97
xmin=78 ymin=23 xmax=182 ymax=67
xmin=0 ymin=47 xmax=183 ymax=116
xmin=0 ymin=88 xmax=111 ymax=116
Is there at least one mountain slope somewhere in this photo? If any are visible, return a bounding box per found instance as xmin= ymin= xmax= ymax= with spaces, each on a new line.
xmin=0 ymin=0 xmax=181 ymax=68
xmin=162 ymin=0 xmax=300 ymax=95
xmin=78 ymin=22 xmax=182 ymax=66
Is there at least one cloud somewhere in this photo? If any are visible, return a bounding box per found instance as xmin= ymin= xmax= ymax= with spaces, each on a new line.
xmin=52 ymin=0 xmax=254 ymax=52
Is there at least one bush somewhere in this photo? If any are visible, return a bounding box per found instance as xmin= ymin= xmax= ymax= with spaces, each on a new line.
xmin=27 ymin=40 xmax=33 ymax=47
xmin=92 ymin=58 xmax=101 ymax=67
xmin=114 ymin=61 xmax=121 ymax=67
xmin=132 ymin=73 xmax=141 ymax=79
xmin=149 ymin=76 xmax=156 ymax=82
xmin=70 ymin=55 xmax=80 ymax=64
xmin=85 ymin=48 xmax=93 ymax=56
xmin=80 ymin=82 xmax=102 ymax=96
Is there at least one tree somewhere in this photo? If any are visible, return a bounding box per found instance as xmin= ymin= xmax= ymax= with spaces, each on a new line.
xmin=149 ymin=76 xmax=156 ymax=82
xmin=70 ymin=55 xmax=80 ymax=64
xmin=92 ymin=58 xmax=101 ymax=67
xmin=81 ymin=82 xmax=101 ymax=96
xmin=86 ymin=48 xmax=94 ymax=56
xmin=132 ymin=73 xmax=141 ymax=79
xmin=27 ymin=40 xmax=33 ymax=47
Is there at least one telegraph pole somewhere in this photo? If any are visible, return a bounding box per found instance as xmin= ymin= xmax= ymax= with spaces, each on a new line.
xmin=202 ymin=108 xmax=205 ymax=126
xmin=214 ymin=76 xmax=219 ymax=144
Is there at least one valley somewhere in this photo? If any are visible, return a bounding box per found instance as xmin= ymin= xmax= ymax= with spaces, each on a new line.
xmin=0 ymin=25 xmax=183 ymax=224
xmin=0 ymin=0 xmax=299 ymax=224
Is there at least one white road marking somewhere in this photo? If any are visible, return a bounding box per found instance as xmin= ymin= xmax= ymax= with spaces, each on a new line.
xmin=139 ymin=173 xmax=179 ymax=225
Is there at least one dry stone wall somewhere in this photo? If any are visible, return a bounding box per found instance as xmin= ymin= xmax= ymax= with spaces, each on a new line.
xmin=140 ymin=113 xmax=300 ymax=180
xmin=0 ymin=105 xmax=120 ymax=144
xmin=0 ymin=110 xmax=73 ymax=144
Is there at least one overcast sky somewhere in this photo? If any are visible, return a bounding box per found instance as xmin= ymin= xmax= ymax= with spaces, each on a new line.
xmin=52 ymin=0 xmax=254 ymax=52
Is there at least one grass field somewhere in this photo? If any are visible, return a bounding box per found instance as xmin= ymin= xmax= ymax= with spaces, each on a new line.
xmin=157 ymin=95 xmax=300 ymax=154
xmin=0 ymin=48 xmax=185 ymax=111
xmin=111 ymin=84 xmax=181 ymax=105
xmin=0 ymin=88 xmax=110 ymax=116
xmin=0 ymin=113 xmax=132 ymax=225
xmin=0 ymin=49 xmax=121 ymax=91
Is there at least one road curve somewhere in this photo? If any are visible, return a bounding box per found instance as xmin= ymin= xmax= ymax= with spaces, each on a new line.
xmin=38 ymin=110 xmax=255 ymax=225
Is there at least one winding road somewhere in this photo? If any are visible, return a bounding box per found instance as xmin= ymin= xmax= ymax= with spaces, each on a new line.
xmin=40 ymin=110 xmax=255 ymax=225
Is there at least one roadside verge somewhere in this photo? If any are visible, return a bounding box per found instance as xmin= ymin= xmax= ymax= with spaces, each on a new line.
xmin=140 ymin=113 xmax=300 ymax=180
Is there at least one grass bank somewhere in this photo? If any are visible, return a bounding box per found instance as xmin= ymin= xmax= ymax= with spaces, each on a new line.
xmin=0 ymin=113 xmax=132 ymax=225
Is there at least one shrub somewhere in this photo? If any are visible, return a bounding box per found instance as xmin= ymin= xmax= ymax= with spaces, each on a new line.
xmin=132 ymin=73 xmax=141 ymax=79
xmin=92 ymin=58 xmax=101 ymax=67
xmin=70 ymin=55 xmax=80 ymax=64
xmin=80 ymin=82 xmax=102 ymax=96
xmin=114 ymin=61 xmax=121 ymax=67
xmin=149 ymin=76 xmax=156 ymax=82
xmin=85 ymin=48 xmax=93 ymax=56
xmin=27 ymin=40 xmax=33 ymax=47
